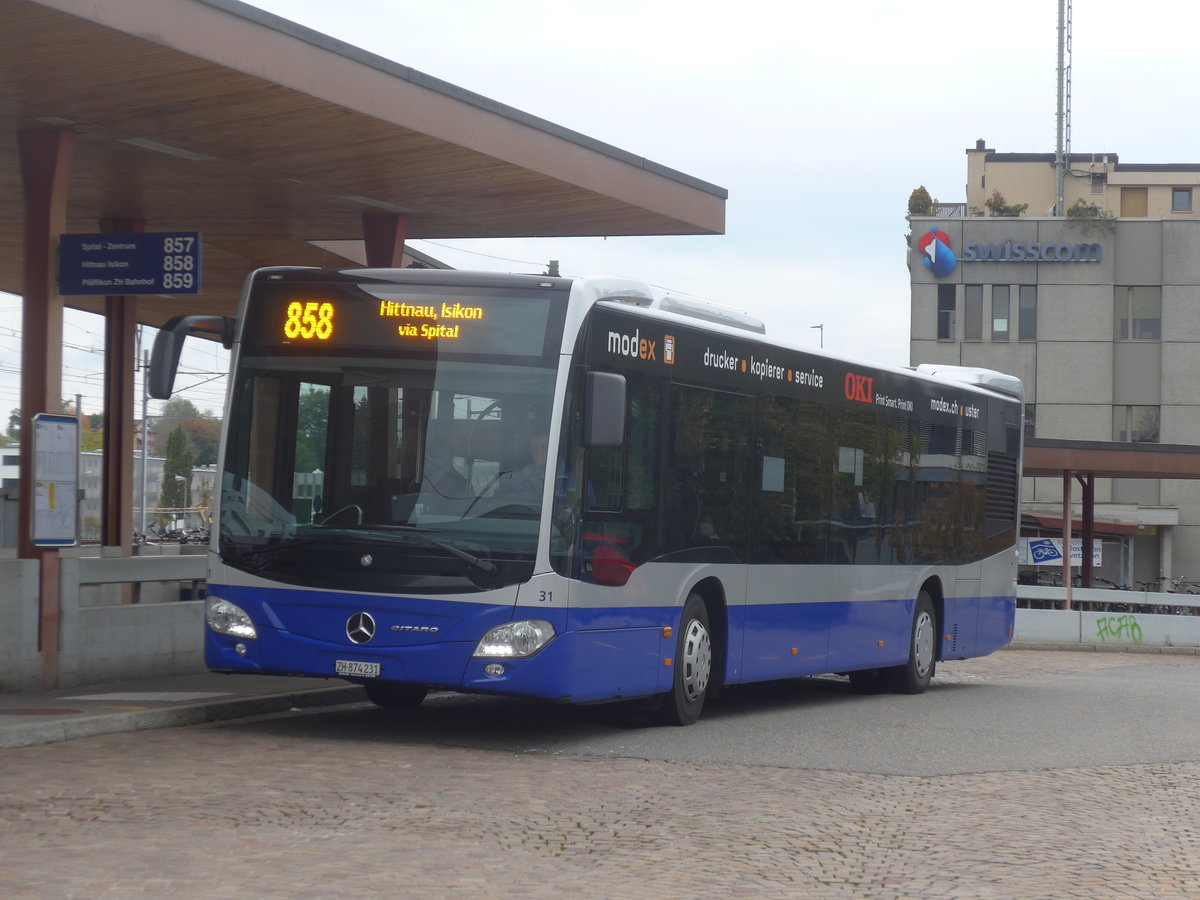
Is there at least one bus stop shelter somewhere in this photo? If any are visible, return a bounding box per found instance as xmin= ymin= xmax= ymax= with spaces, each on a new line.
xmin=1022 ymin=438 xmax=1200 ymax=605
xmin=1 ymin=0 xmax=726 ymax=684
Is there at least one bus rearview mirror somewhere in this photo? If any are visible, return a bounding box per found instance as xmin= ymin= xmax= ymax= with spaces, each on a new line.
xmin=149 ymin=314 xmax=236 ymax=399
xmin=583 ymin=371 xmax=626 ymax=448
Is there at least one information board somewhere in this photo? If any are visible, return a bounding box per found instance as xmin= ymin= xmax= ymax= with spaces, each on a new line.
xmin=58 ymin=232 xmax=201 ymax=295
xmin=33 ymin=413 xmax=78 ymax=547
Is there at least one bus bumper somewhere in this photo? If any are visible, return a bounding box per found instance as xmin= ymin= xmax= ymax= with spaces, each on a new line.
xmin=206 ymin=624 xmax=665 ymax=705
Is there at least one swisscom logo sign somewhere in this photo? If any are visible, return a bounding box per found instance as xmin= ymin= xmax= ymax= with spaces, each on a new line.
xmin=917 ymin=228 xmax=957 ymax=277
xmin=917 ymin=227 xmax=1103 ymax=279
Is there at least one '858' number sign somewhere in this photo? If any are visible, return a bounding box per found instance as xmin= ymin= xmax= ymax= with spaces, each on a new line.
xmin=283 ymin=301 xmax=335 ymax=341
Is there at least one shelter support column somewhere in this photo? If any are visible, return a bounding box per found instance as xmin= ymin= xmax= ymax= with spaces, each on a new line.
xmin=1076 ymin=473 xmax=1094 ymax=589
xmin=1160 ymin=525 xmax=1173 ymax=585
xmin=1062 ymin=470 xmax=1072 ymax=611
xmin=18 ymin=129 xmax=75 ymax=686
xmin=100 ymin=218 xmax=143 ymax=558
xmin=361 ymin=212 xmax=408 ymax=267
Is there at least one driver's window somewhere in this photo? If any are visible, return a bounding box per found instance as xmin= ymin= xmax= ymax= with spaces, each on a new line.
xmin=292 ymin=382 xmax=330 ymax=523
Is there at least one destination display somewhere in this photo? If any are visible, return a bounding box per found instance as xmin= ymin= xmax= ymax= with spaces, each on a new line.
xmin=58 ymin=232 xmax=201 ymax=295
xmin=250 ymin=279 xmax=566 ymax=360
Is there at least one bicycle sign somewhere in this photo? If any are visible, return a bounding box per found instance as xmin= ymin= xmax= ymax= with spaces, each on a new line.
xmin=1019 ymin=537 xmax=1102 ymax=566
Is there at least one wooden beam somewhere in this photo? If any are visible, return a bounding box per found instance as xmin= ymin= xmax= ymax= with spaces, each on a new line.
xmin=18 ymin=128 xmax=74 ymax=686
xmin=101 ymin=217 xmax=143 ymax=557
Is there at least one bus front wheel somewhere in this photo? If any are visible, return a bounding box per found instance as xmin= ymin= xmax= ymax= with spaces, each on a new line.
xmin=363 ymin=682 xmax=428 ymax=709
xmin=883 ymin=590 xmax=937 ymax=694
xmin=657 ymin=593 xmax=712 ymax=726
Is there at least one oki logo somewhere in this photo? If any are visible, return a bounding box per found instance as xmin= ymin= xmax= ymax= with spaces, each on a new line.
xmin=845 ymin=372 xmax=874 ymax=404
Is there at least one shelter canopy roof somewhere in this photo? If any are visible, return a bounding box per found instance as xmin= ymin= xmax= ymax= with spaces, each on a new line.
xmin=1024 ymin=438 xmax=1200 ymax=480
xmin=1 ymin=0 xmax=726 ymax=326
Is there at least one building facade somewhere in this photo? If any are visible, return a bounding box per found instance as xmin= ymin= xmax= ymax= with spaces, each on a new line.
xmin=963 ymin=139 xmax=1200 ymax=219
xmin=910 ymin=145 xmax=1200 ymax=587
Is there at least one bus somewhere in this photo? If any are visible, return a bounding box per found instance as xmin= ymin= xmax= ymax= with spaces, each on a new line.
xmin=151 ymin=268 xmax=1023 ymax=725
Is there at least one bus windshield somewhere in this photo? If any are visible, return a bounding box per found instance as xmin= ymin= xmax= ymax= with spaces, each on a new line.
xmin=218 ymin=274 xmax=567 ymax=592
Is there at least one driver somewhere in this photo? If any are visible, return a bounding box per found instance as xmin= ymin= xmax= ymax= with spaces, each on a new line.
xmin=500 ymin=432 xmax=548 ymax=500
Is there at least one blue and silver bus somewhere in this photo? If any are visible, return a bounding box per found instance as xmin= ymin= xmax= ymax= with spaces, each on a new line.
xmin=152 ymin=268 xmax=1023 ymax=725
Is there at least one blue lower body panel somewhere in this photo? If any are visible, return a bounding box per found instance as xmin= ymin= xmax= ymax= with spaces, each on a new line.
xmin=205 ymin=584 xmax=673 ymax=704
xmin=205 ymin=582 xmax=1016 ymax=705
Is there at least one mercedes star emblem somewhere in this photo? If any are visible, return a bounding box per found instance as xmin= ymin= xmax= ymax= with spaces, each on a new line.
xmin=346 ymin=612 xmax=376 ymax=645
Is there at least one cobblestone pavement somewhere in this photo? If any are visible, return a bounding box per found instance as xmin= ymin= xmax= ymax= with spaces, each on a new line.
xmin=1 ymin=651 xmax=1198 ymax=899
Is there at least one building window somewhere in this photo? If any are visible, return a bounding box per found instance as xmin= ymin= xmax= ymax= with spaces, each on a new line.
xmin=1114 ymin=286 xmax=1161 ymax=340
xmin=1173 ymin=187 xmax=1193 ymax=212
xmin=1024 ymin=404 xmax=1036 ymax=440
xmin=964 ymin=285 xmax=982 ymax=340
xmin=991 ymin=285 xmax=1010 ymax=341
xmin=1113 ymin=406 xmax=1160 ymax=443
xmin=937 ymin=284 xmax=956 ymax=340
xmin=1121 ymin=187 xmax=1148 ymax=217
xmin=1091 ymin=173 xmax=1106 ymax=194
xmin=1018 ymin=285 xmax=1037 ymax=340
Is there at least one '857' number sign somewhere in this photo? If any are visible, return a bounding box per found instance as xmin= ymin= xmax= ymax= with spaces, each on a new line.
xmin=58 ymin=232 xmax=202 ymax=295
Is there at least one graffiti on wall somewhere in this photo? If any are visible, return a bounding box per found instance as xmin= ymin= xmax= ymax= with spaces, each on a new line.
xmin=1096 ymin=615 xmax=1143 ymax=644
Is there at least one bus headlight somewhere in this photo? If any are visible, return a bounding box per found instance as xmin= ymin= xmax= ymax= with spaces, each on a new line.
xmin=206 ymin=597 xmax=257 ymax=640
xmin=473 ymin=620 xmax=555 ymax=658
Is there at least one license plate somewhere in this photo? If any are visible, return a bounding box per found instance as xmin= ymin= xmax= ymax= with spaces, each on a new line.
xmin=335 ymin=659 xmax=381 ymax=678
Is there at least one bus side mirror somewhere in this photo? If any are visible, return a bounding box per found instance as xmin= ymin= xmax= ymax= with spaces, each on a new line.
xmin=583 ymin=371 xmax=625 ymax=448
xmin=149 ymin=315 xmax=236 ymax=399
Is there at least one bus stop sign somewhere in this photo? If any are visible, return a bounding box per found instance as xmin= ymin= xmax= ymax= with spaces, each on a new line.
xmin=58 ymin=232 xmax=201 ymax=295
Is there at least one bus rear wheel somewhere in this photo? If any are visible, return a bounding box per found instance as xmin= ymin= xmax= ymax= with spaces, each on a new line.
xmin=657 ymin=593 xmax=711 ymax=726
xmin=363 ymin=682 xmax=428 ymax=709
xmin=883 ymin=590 xmax=937 ymax=694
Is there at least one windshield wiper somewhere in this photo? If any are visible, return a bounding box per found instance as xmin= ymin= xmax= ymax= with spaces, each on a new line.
xmin=353 ymin=524 xmax=498 ymax=574
xmin=224 ymin=527 xmax=497 ymax=575
xmin=229 ymin=538 xmax=323 ymax=557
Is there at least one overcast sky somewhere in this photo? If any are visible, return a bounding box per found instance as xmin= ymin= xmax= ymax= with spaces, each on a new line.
xmin=4 ymin=0 xmax=1198 ymax=422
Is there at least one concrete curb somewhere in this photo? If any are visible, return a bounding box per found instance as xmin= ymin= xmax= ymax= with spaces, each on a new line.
xmin=0 ymin=684 xmax=367 ymax=751
xmin=1007 ymin=641 xmax=1200 ymax=655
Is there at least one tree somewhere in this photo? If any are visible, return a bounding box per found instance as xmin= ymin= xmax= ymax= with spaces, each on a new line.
xmin=152 ymin=397 xmax=221 ymax=465
xmin=295 ymin=385 xmax=331 ymax=473
xmin=161 ymin=397 xmax=201 ymax=420
xmin=984 ymin=190 xmax=1028 ymax=217
xmin=80 ymin=424 xmax=104 ymax=452
xmin=160 ymin=425 xmax=195 ymax=510
xmin=7 ymin=400 xmax=90 ymax=443
xmin=907 ymin=185 xmax=933 ymax=216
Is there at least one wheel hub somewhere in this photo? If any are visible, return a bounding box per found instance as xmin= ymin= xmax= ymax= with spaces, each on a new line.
xmin=913 ymin=610 xmax=935 ymax=679
xmin=680 ymin=619 xmax=712 ymax=701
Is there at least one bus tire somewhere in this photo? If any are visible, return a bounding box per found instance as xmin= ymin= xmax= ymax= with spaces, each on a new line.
xmin=657 ymin=593 xmax=712 ymax=726
xmin=847 ymin=668 xmax=886 ymax=694
xmin=363 ymin=682 xmax=428 ymax=709
xmin=883 ymin=590 xmax=937 ymax=694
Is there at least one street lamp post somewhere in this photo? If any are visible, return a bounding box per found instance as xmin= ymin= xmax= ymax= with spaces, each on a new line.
xmin=173 ymin=474 xmax=189 ymax=526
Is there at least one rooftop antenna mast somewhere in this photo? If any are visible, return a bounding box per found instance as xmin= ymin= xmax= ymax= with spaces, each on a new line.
xmin=1054 ymin=0 xmax=1073 ymax=216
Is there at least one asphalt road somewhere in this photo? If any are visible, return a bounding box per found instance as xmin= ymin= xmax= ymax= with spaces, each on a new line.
xmin=223 ymin=649 xmax=1200 ymax=776
xmin=3 ymin=650 xmax=1199 ymax=899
